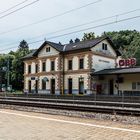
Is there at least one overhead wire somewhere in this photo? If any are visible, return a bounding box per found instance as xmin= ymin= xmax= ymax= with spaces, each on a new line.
xmin=20 ymin=8 xmax=140 ymax=41
xmin=1 ymin=14 xmax=140 ymax=52
xmin=0 ymin=0 xmax=29 ymax=15
xmin=0 ymin=0 xmax=101 ymax=36
xmin=0 ymin=8 xmax=140 ymax=47
xmin=0 ymin=0 xmax=39 ymax=20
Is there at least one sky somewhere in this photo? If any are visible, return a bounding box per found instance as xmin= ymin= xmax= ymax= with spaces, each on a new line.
xmin=0 ymin=0 xmax=140 ymax=53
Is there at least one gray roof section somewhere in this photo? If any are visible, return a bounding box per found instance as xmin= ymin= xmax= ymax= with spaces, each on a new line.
xmin=93 ymin=67 xmax=140 ymax=75
xmin=23 ymin=36 xmax=116 ymax=60
xmin=33 ymin=41 xmax=64 ymax=57
xmin=64 ymin=37 xmax=106 ymax=52
xmin=22 ymin=49 xmax=37 ymax=60
xmin=46 ymin=41 xmax=64 ymax=52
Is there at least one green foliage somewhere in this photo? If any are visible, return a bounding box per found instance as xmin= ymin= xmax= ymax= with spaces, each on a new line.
xmin=105 ymin=30 xmax=140 ymax=49
xmin=105 ymin=30 xmax=140 ymax=65
xmin=82 ymin=32 xmax=95 ymax=41
xmin=11 ymin=40 xmax=30 ymax=90
xmin=0 ymin=40 xmax=30 ymax=90
xmin=0 ymin=54 xmax=14 ymax=87
xmin=69 ymin=39 xmax=74 ymax=44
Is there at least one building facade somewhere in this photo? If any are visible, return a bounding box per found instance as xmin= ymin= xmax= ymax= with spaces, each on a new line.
xmin=23 ymin=36 xmax=118 ymax=95
xmin=92 ymin=66 xmax=140 ymax=95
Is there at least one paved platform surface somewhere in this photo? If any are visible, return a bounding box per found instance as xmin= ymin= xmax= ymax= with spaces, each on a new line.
xmin=0 ymin=109 xmax=140 ymax=140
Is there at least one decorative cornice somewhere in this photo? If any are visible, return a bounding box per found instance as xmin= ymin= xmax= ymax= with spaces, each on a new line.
xmin=64 ymin=69 xmax=90 ymax=75
xmin=91 ymin=51 xmax=117 ymax=59
xmin=37 ymin=55 xmax=59 ymax=60
xmin=24 ymin=71 xmax=60 ymax=77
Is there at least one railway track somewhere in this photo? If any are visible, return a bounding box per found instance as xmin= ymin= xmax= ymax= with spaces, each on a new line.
xmin=0 ymin=94 xmax=140 ymax=103
xmin=0 ymin=97 xmax=140 ymax=116
xmin=0 ymin=96 xmax=140 ymax=108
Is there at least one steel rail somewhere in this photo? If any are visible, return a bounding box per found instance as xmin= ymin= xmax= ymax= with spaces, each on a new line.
xmin=0 ymin=96 xmax=140 ymax=107
xmin=0 ymin=99 xmax=140 ymax=116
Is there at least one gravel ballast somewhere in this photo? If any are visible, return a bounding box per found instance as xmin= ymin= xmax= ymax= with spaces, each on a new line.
xmin=0 ymin=104 xmax=140 ymax=125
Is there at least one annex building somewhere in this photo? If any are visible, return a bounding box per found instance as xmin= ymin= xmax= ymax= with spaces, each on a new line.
xmin=23 ymin=36 xmax=140 ymax=95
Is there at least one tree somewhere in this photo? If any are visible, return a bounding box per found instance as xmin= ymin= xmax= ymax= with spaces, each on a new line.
xmin=105 ymin=30 xmax=140 ymax=49
xmin=105 ymin=30 xmax=140 ymax=66
xmin=132 ymin=37 xmax=140 ymax=66
xmin=19 ymin=40 xmax=29 ymax=50
xmin=69 ymin=39 xmax=73 ymax=44
xmin=0 ymin=54 xmax=14 ymax=90
xmin=11 ymin=40 xmax=30 ymax=90
xmin=75 ymin=38 xmax=80 ymax=43
xmin=82 ymin=32 xmax=95 ymax=41
xmin=119 ymin=36 xmax=140 ymax=59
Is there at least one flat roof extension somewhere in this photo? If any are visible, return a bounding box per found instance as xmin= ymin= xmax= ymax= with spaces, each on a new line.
xmin=92 ymin=67 xmax=140 ymax=75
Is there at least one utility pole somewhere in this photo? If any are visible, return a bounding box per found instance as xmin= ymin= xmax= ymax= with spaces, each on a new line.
xmin=0 ymin=69 xmax=2 ymax=91
xmin=7 ymin=57 xmax=10 ymax=91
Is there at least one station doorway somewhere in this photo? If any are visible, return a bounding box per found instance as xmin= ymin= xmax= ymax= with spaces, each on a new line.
xmin=68 ymin=78 xmax=72 ymax=94
xmin=28 ymin=80 xmax=31 ymax=93
xmin=51 ymin=79 xmax=55 ymax=94
xmin=109 ymin=79 xmax=114 ymax=95
xmin=79 ymin=78 xmax=84 ymax=94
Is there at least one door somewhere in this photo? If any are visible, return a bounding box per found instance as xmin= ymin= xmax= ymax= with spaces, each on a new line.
xmin=28 ymin=80 xmax=31 ymax=93
xmin=79 ymin=78 xmax=84 ymax=94
xmin=68 ymin=78 xmax=72 ymax=94
xmin=35 ymin=80 xmax=38 ymax=94
xmin=51 ymin=79 xmax=55 ymax=94
xmin=109 ymin=80 xmax=114 ymax=95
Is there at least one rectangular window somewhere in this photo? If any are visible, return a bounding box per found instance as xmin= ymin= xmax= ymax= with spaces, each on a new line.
xmin=102 ymin=43 xmax=104 ymax=50
xmin=51 ymin=61 xmax=55 ymax=71
xmin=79 ymin=58 xmax=84 ymax=69
xmin=28 ymin=65 xmax=31 ymax=74
xmin=42 ymin=79 xmax=46 ymax=90
xmin=42 ymin=62 xmax=46 ymax=72
xmin=102 ymin=43 xmax=107 ymax=50
xmin=132 ymin=82 xmax=136 ymax=90
xmin=137 ymin=82 xmax=140 ymax=90
xmin=35 ymin=64 xmax=38 ymax=73
xmin=68 ymin=60 xmax=72 ymax=70
xmin=132 ymin=82 xmax=140 ymax=90
xmin=46 ymin=47 xmax=50 ymax=52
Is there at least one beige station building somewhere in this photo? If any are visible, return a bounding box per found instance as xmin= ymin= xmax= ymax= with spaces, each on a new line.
xmin=23 ymin=36 xmax=140 ymax=95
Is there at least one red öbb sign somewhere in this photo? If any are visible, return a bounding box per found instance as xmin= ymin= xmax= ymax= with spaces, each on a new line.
xmin=119 ymin=58 xmax=136 ymax=67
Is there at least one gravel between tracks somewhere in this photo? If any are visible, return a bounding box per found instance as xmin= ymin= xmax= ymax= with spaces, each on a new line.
xmin=0 ymin=104 xmax=140 ymax=125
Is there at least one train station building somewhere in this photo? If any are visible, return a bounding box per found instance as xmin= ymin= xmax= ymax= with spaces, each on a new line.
xmin=23 ymin=36 xmax=140 ymax=95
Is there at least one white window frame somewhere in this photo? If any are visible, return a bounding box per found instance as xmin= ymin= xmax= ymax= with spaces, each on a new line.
xmin=132 ymin=82 xmax=140 ymax=90
xmin=102 ymin=43 xmax=108 ymax=50
xmin=46 ymin=47 xmax=50 ymax=52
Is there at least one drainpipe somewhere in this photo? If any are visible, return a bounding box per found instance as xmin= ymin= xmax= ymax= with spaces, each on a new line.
xmin=62 ymin=53 xmax=65 ymax=95
xmin=62 ymin=45 xmax=66 ymax=95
